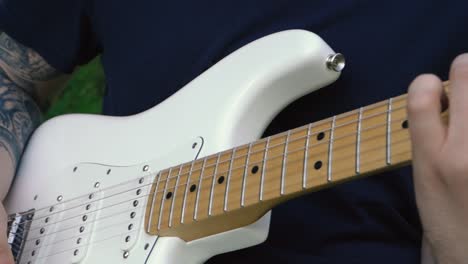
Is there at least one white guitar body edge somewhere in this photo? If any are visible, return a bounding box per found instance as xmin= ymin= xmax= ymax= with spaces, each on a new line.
xmin=6 ymin=30 xmax=340 ymax=263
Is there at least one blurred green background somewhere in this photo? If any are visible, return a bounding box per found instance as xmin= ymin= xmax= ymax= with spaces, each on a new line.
xmin=45 ymin=57 xmax=105 ymax=119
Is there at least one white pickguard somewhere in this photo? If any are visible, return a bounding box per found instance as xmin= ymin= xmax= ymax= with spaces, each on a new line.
xmin=5 ymin=30 xmax=341 ymax=263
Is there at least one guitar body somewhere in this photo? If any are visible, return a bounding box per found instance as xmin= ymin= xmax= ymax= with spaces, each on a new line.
xmin=5 ymin=30 xmax=341 ymax=263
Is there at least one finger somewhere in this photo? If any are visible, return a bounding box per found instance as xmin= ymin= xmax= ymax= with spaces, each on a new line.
xmin=449 ymin=53 xmax=468 ymax=140
xmin=407 ymin=74 xmax=446 ymax=156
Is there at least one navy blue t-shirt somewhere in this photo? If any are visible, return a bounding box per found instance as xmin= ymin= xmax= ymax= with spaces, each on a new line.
xmin=2 ymin=1 xmax=468 ymax=263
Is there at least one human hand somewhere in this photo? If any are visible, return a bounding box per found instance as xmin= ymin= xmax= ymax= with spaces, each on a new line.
xmin=408 ymin=54 xmax=468 ymax=263
xmin=0 ymin=203 xmax=13 ymax=264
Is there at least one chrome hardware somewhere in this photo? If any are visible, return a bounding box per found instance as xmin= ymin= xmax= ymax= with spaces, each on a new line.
xmin=7 ymin=209 xmax=35 ymax=262
xmin=57 ymin=195 xmax=63 ymax=202
xmin=326 ymin=53 xmax=345 ymax=72
xmin=123 ymin=251 xmax=130 ymax=259
xmin=94 ymin=182 xmax=100 ymax=188
xmin=143 ymin=165 xmax=149 ymax=172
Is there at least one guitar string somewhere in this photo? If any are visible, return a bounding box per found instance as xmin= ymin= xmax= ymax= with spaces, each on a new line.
xmin=22 ymin=146 xmax=414 ymax=263
xmin=20 ymin=208 xmax=146 ymax=257
xmin=20 ymin=195 xmax=152 ymax=263
xmin=7 ymin=101 xmax=410 ymax=233
xmin=7 ymin=111 xmax=409 ymax=239
xmin=19 ymin=179 xmax=153 ymax=235
xmin=7 ymin=95 xmax=407 ymax=220
xmin=23 ymin=195 xmax=148 ymax=244
xmin=15 ymin=134 xmax=413 ymax=255
xmin=8 ymin=113 xmax=410 ymax=241
xmin=23 ymin=143 xmax=414 ymax=261
xmin=10 ymin=127 xmax=411 ymax=251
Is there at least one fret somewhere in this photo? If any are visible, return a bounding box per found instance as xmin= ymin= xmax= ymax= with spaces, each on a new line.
xmin=193 ymin=157 xmax=208 ymax=220
xmin=356 ymin=107 xmax=363 ymax=174
xmin=241 ymin=143 xmax=253 ymax=207
xmin=280 ymin=131 xmax=291 ymax=195
xmin=208 ymin=153 xmax=222 ymax=216
xmin=180 ymin=160 xmax=196 ymax=224
xmin=358 ymin=99 xmax=390 ymax=173
xmin=302 ymin=124 xmax=312 ymax=189
xmin=259 ymin=137 xmax=271 ymax=201
xmin=146 ymin=172 xmax=161 ymax=232
xmin=168 ymin=165 xmax=184 ymax=227
xmin=327 ymin=116 xmax=336 ymax=182
xmin=386 ymin=98 xmax=393 ymax=165
xmin=223 ymin=147 xmax=237 ymax=212
xmin=157 ymin=168 xmax=173 ymax=230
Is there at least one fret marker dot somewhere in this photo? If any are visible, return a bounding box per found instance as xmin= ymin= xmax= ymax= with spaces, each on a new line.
xmin=317 ymin=132 xmax=325 ymax=141
xmin=217 ymin=176 xmax=225 ymax=184
xmin=190 ymin=184 xmax=197 ymax=192
xmin=314 ymin=161 xmax=323 ymax=170
xmin=402 ymin=120 xmax=409 ymax=129
xmin=165 ymin=192 xmax=173 ymax=199
xmin=251 ymin=165 xmax=259 ymax=174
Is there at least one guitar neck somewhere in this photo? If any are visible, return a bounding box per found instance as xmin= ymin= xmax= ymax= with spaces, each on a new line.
xmin=144 ymin=82 xmax=449 ymax=241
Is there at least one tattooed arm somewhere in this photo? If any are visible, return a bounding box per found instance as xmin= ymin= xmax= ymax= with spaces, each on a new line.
xmin=0 ymin=31 xmax=70 ymax=263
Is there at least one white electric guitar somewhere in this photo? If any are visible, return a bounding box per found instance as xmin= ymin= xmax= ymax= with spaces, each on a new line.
xmin=4 ymin=29 xmax=419 ymax=263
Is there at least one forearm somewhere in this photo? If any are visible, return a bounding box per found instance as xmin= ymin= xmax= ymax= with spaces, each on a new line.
xmin=0 ymin=31 xmax=65 ymax=200
xmin=0 ymin=66 xmax=41 ymax=199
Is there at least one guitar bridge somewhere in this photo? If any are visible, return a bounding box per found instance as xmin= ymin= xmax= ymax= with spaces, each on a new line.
xmin=7 ymin=209 xmax=35 ymax=262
